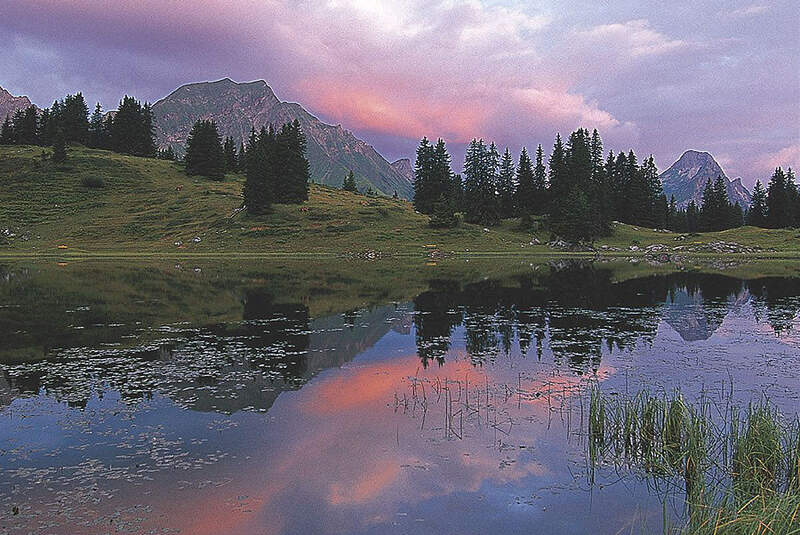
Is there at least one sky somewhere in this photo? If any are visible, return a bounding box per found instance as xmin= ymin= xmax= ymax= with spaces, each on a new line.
xmin=1 ymin=0 xmax=798 ymax=186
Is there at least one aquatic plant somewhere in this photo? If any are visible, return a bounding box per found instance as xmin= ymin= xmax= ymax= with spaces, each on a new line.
xmin=586 ymin=387 xmax=799 ymax=535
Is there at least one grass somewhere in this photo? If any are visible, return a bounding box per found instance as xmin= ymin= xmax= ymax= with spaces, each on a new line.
xmin=587 ymin=387 xmax=800 ymax=534
xmin=1 ymin=144 xmax=799 ymax=257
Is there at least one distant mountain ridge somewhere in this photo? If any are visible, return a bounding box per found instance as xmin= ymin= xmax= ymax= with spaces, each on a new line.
xmin=151 ymin=78 xmax=413 ymax=198
xmin=390 ymin=158 xmax=414 ymax=184
xmin=660 ymin=150 xmax=751 ymax=209
xmin=0 ymin=86 xmax=33 ymax=121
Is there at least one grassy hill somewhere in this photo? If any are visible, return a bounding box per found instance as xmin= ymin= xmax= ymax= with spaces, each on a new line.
xmin=1 ymin=144 xmax=798 ymax=257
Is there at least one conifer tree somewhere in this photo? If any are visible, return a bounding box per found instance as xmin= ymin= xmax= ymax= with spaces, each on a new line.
xmin=766 ymin=167 xmax=794 ymax=228
xmin=463 ymin=139 xmax=500 ymax=225
xmin=184 ymin=119 xmax=225 ymax=180
xmin=342 ymin=170 xmax=358 ymax=192
xmin=666 ymin=195 xmax=678 ymax=229
xmin=0 ymin=115 xmax=14 ymax=145
xmin=140 ymin=103 xmax=157 ymax=157
xmin=515 ymin=147 xmax=536 ymax=221
xmin=532 ymin=144 xmax=547 ymax=214
xmin=497 ymin=148 xmax=516 ymax=216
xmin=244 ymin=127 xmax=274 ymax=214
xmin=548 ymin=134 xmax=567 ymax=207
xmin=747 ymin=180 xmax=768 ymax=227
xmin=11 ymin=106 xmax=39 ymax=145
xmin=273 ymin=120 xmax=310 ymax=203
xmin=52 ymin=128 xmax=67 ymax=163
xmin=88 ymin=103 xmax=107 ymax=149
xmin=109 ymin=96 xmax=156 ymax=157
xmin=413 ymin=137 xmax=435 ymax=213
xmin=642 ymin=155 xmax=664 ymax=227
xmin=223 ymin=136 xmax=238 ymax=172
xmin=430 ymin=139 xmax=454 ymax=205
xmin=425 ymin=139 xmax=457 ymax=225
xmin=238 ymin=142 xmax=246 ymax=172
xmin=59 ymin=93 xmax=90 ymax=144
xmin=788 ymin=168 xmax=799 ymax=227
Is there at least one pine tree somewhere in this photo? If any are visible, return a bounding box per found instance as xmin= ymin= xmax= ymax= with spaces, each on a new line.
xmin=244 ymin=127 xmax=274 ymax=214
xmin=11 ymin=106 xmax=39 ymax=145
xmin=60 ymin=93 xmax=90 ymax=144
xmin=52 ymin=128 xmax=67 ymax=163
xmin=413 ymin=137 xmax=435 ymax=213
xmin=550 ymin=129 xmax=603 ymax=241
xmin=642 ymin=155 xmax=663 ymax=228
xmin=589 ymin=129 xmax=603 ymax=176
xmin=666 ymin=195 xmax=678 ymax=230
xmin=497 ymin=148 xmax=516 ymax=217
xmin=532 ymin=144 xmax=547 ymax=214
xmin=110 ymin=96 xmax=154 ymax=156
xmin=788 ymin=168 xmax=799 ymax=227
xmin=238 ymin=142 xmax=246 ymax=172
xmin=184 ymin=119 xmax=225 ymax=180
xmin=515 ymin=147 xmax=536 ymax=221
xmin=140 ymin=103 xmax=157 ymax=157
xmin=766 ymin=167 xmax=794 ymax=228
xmin=342 ymin=170 xmax=358 ymax=192
xmin=747 ymin=180 xmax=768 ymax=227
xmin=463 ymin=139 xmax=500 ymax=226
xmin=88 ymin=103 xmax=106 ymax=149
xmin=0 ymin=115 xmax=13 ymax=145
xmin=223 ymin=136 xmax=238 ymax=172
xmin=547 ymin=133 xmax=569 ymax=224
xmin=273 ymin=120 xmax=309 ymax=203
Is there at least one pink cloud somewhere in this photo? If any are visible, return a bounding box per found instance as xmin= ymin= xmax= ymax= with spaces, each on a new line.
xmin=756 ymin=143 xmax=800 ymax=173
xmin=574 ymin=19 xmax=688 ymax=58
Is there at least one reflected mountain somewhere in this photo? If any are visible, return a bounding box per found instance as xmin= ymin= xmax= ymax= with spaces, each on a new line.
xmin=2 ymin=260 xmax=799 ymax=414
xmin=0 ymin=298 xmax=409 ymax=414
xmin=412 ymin=264 xmax=800 ymax=373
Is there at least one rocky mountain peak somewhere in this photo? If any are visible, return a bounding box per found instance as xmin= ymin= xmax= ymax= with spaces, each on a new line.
xmin=0 ymin=86 xmax=33 ymax=120
xmin=390 ymin=158 xmax=414 ymax=184
xmin=660 ymin=150 xmax=751 ymax=209
xmin=151 ymin=78 xmax=413 ymax=198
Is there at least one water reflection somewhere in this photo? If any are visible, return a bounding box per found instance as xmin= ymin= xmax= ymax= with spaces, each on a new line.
xmin=0 ymin=260 xmax=799 ymax=534
xmin=413 ymin=265 xmax=800 ymax=373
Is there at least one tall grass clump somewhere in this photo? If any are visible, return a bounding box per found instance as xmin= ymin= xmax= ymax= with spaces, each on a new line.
xmin=731 ymin=402 xmax=783 ymax=497
xmin=585 ymin=387 xmax=799 ymax=535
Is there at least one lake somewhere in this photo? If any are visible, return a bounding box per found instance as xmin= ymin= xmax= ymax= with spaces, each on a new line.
xmin=1 ymin=258 xmax=799 ymax=534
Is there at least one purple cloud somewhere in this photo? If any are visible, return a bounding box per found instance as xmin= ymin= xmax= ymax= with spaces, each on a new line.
xmin=1 ymin=0 xmax=797 ymax=184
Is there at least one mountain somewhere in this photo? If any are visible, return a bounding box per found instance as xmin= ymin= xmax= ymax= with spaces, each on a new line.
xmin=152 ymin=78 xmax=413 ymax=198
xmin=0 ymin=86 xmax=33 ymax=121
xmin=391 ymin=158 xmax=414 ymax=185
xmin=659 ymin=150 xmax=751 ymax=209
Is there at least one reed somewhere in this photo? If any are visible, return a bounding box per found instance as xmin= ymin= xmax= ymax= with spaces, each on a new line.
xmin=586 ymin=387 xmax=799 ymax=535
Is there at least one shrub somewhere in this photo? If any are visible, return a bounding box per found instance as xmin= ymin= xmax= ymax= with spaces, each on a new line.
xmin=81 ymin=176 xmax=105 ymax=188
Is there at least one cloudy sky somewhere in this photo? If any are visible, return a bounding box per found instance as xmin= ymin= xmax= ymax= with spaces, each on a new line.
xmin=2 ymin=0 xmax=798 ymax=185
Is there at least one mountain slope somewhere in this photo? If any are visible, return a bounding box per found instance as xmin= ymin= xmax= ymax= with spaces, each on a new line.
xmin=391 ymin=158 xmax=414 ymax=185
xmin=152 ymin=78 xmax=413 ymax=198
xmin=660 ymin=150 xmax=751 ymax=208
xmin=0 ymin=86 xmax=32 ymax=120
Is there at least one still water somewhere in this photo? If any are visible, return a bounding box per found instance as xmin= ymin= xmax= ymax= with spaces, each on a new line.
xmin=1 ymin=259 xmax=799 ymax=534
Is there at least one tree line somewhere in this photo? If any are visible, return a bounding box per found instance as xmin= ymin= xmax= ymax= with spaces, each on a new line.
xmin=1 ymin=93 xmax=157 ymax=158
xmin=413 ymin=128 xmax=798 ymax=241
xmin=241 ymin=120 xmax=310 ymax=213
xmin=746 ymin=167 xmax=799 ymax=229
xmin=1 ymin=90 xmax=312 ymax=215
